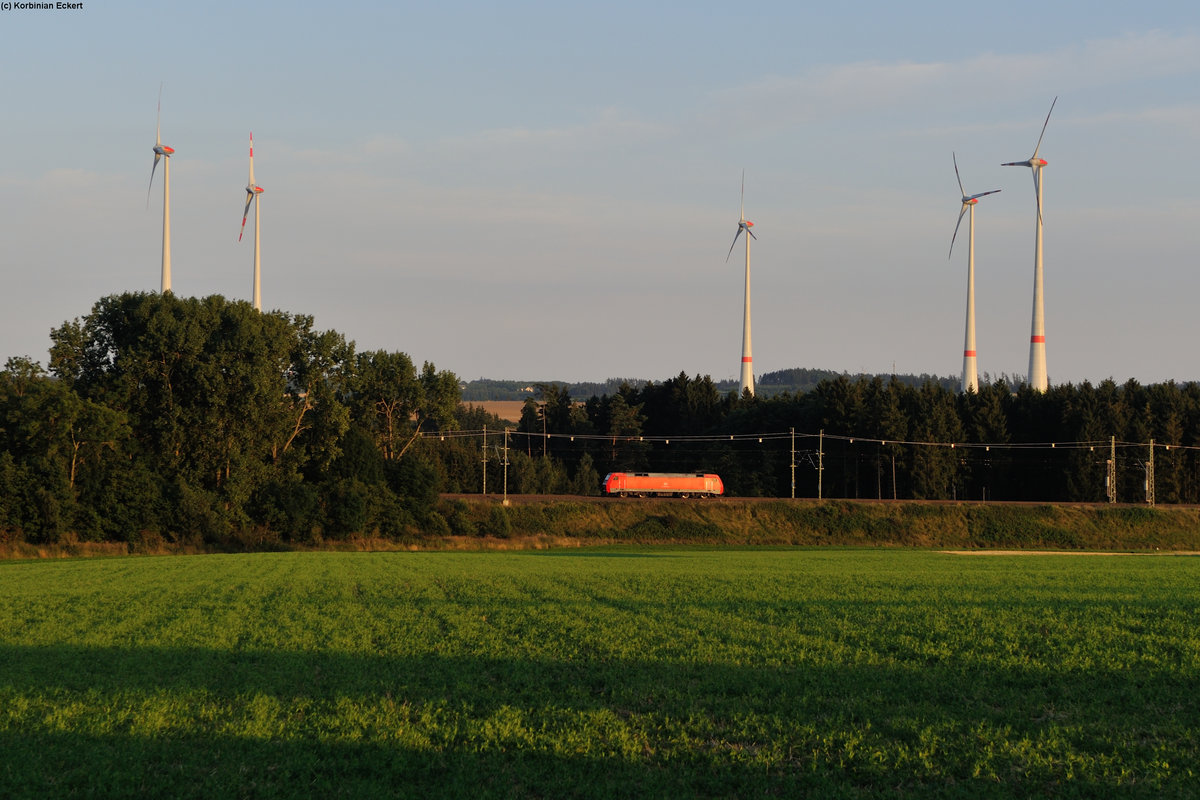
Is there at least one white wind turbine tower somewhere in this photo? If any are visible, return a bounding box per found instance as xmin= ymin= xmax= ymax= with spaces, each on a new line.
xmin=147 ymin=85 xmax=175 ymax=294
xmin=1003 ymin=97 xmax=1057 ymax=392
xmin=949 ymin=153 xmax=1000 ymax=394
xmin=725 ymin=171 xmax=757 ymax=397
xmin=239 ymin=132 xmax=265 ymax=311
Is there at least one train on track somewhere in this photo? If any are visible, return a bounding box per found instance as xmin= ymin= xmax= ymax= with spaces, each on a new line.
xmin=601 ymin=472 xmax=724 ymax=498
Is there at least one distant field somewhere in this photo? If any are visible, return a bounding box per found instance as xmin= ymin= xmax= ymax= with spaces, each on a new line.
xmin=2 ymin=549 xmax=1197 ymax=798
xmin=464 ymin=400 xmax=526 ymax=423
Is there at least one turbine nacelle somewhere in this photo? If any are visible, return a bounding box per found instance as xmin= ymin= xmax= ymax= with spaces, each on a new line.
xmin=949 ymin=152 xmax=999 ymax=259
xmin=148 ymin=84 xmax=172 ymax=203
xmin=241 ymin=131 xmax=265 ymax=311
xmin=1002 ymin=97 xmax=1056 ymax=227
xmin=147 ymin=142 xmax=172 ymax=209
xmin=1001 ymin=98 xmax=1055 ymax=171
xmin=239 ymin=133 xmax=264 ymax=246
xmin=1002 ymin=157 xmax=1046 ymax=169
xmin=727 ymin=220 xmax=758 ymax=261
xmin=949 ymin=192 xmax=998 ymax=258
xmin=961 ymin=189 xmax=999 ymax=207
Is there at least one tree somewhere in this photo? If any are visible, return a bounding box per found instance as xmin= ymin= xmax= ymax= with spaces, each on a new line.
xmin=44 ymin=293 xmax=361 ymax=532
xmin=601 ymin=390 xmax=649 ymax=472
xmin=352 ymin=350 xmax=421 ymax=460
xmin=49 ymin=294 xmax=295 ymax=491
xmin=908 ymin=382 xmax=963 ymax=499
xmin=1147 ymin=381 xmax=1186 ymax=503
xmin=811 ymin=376 xmax=866 ymax=497
xmin=416 ymin=361 xmax=460 ymax=432
xmin=858 ymin=377 xmax=910 ymax=499
xmin=640 ymin=372 xmax=726 ymax=437
xmin=1 ymin=360 xmax=131 ymax=539
xmin=277 ymin=313 xmax=354 ymax=479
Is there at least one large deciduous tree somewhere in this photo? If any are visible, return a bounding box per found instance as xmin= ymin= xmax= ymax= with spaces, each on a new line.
xmin=352 ymin=350 xmax=421 ymax=460
xmin=1 ymin=357 xmax=131 ymax=540
xmin=47 ymin=293 xmax=354 ymax=512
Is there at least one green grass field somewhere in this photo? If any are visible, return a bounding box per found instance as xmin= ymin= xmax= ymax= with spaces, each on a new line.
xmin=1 ymin=549 xmax=1197 ymax=798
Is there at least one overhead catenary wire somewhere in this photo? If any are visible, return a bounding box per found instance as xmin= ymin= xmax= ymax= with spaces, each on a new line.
xmin=419 ymin=428 xmax=1197 ymax=453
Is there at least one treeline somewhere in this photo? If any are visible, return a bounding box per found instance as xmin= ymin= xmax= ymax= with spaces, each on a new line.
xmin=0 ymin=292 xmax=466 ymax=547
xmin=454 ymin=373 xmax=1200 ymax=504
xmin=755 ymin=367 xmax=960 ymax=396
xmin=460 ymin=377 xmax=648 ymax=402
xmin=4 ymin=292 xmax=1200 ymax=550
xmin=459 ymin=368 xmax=961 ymax=402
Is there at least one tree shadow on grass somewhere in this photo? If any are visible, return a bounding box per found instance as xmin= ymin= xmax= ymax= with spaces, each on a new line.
xmin=1 ymin=643 xmax=1195 ymax=798
xmin=0 ymin=727 xmax=853 ymax=800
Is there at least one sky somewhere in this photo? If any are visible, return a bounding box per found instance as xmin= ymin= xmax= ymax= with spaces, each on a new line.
xmin=2 ymin=1 xmax=1198 ymax=387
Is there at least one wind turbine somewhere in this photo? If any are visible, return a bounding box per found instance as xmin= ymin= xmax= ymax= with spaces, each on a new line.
xmin=239 ymin=132 xmax=265 ymax=311
xmin=1003 ymin=96 xmax=1057 ymax=392
xmin=147 ymin=84 xmax=174 ymax=294
xmin=949 ymin=153 xmax=999 ymax=394
xmin=725 ymin=171 xmax=757 ymax=397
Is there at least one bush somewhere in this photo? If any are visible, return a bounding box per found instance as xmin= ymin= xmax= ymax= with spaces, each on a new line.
xmin=170 ymin=479 xmax=231 ymax=545
xmin=441 ymin=500 xmax=477 ymax=537
xmin=368 ymin=484 xmax=416 ymax=538
xmin=249 ymin=480 xmax=322 ymax=542
xmin=388 ymin=455 xmax=442 ymax=521
xmin=487 ymin=505 xmax=513 ymax=539
xmin=623 ymin=514 xmax=725 ymax=542
xmin=325 ymin=478 xmax=370 ymax=539
xmin=423 ymin=511 xmax=452 ymax=538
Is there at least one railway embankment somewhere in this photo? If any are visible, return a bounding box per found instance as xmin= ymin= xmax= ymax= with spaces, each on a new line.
xmin=9 ymin=498 xmax=1200 ymax=558
xmin=437 ymin=497 xmax=1200 ymax=551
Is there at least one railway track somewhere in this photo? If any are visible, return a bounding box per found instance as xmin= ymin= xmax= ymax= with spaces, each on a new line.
xmin=441 ymin=494 xmax=1191 ymax=509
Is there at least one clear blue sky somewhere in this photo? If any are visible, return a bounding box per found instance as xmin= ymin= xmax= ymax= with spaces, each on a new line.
xmin=2 ymin=1 xmax=1197 ymax=386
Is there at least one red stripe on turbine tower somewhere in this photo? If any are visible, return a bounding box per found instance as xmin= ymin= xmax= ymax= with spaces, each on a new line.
xmin=1031 ymin=335 xmax=1045 ymax=343
xmin=964 ymin=350 xmax=977 ymax=357
xmin=742 ymin=357 xmax=753 ymax=362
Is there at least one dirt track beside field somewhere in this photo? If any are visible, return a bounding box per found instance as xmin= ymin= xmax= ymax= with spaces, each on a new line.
xmin=944 ymin=550 xmax=1200 ymax=556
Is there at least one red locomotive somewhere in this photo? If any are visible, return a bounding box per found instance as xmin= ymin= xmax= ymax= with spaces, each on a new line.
xmin=601 ymin=472 xmax=724 ymax=498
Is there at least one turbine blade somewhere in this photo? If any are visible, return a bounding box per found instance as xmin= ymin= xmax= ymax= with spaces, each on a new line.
xmin=1032 ymin=95 xmax=1057 ymax=159
xmin=746 ymin=227 xmax=757 ymax=240
xmin=1001 ymin=160 xmax=1026 ymax=167
xmin=953 ymin=152 xmax=965 ymax=197
xmin=725 ymin=227 xmax=743 ymax=262
xmin=248 ymin=132 xmax=255 ymax=184
xmin=949 ymin=205 xmax=968 ymax=259
xmin=146 ymin=153 xmax=160 ymax=208
xmin=1033 ymin=169 xmax=1043 ymax=225
xmin=969 ymin=189 xmax=1001 ymax=201
xmin=739 ymin=169 xmax=746 ymax=222
xmin=148 ymin=82 xmax=164 ymax=209
xmin=155 ymin=82 xmax=163 ymax=146
xmin=239 ymin=193 xmax=253 ymax=241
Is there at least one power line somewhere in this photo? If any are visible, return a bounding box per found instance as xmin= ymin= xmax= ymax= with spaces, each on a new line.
xmin=426 ymin=427 xmax=1194 ymax=454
